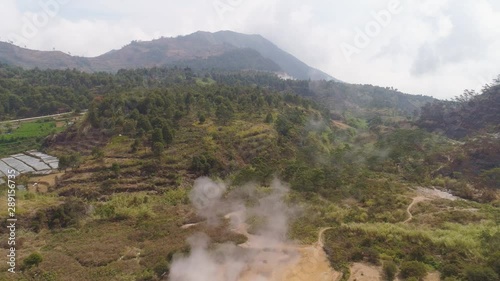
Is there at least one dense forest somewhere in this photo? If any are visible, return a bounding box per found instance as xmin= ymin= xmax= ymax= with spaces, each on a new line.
xmin=418 ymin=78 xmax=500 ymax=139
xmin=0 ymin=64 xmax=434 ymax=121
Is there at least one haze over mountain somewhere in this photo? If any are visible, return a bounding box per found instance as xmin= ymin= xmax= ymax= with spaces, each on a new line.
xmin=0 ymin=31 xmax=335 ymax=81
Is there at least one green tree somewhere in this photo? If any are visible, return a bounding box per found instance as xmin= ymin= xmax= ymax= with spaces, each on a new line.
xmin=198 ymin=113 xmax=206 ymax=124
xmin=122 ymin=119 xmax=137 ymax=135
xmin=216 ymin=104 xmax=234 ymax=125
xmin=275 ymin=115 xmax=292 ymax=137
xmin=152 ymin=128 xmax=164 ymax=144
xmin=131 ymin=139 xmax=140 ymax=153
xmin=58 ymin=155 xmax=69 ymax=171
xmin=69 ymin=152 xmax=82 ymax=169
xmin=59 ymin=152 xmax=81 ymax=171
xmin=137 ymin=115 xmax=153 ymax=132
xmin=265 ymin=112 xmax=274 ymax=123
xmin=162 ymin=125 xmax=174 ymax=146
xmin=152 ymin=142 xmax=164 ymax=158
xmin=190 ymin=153 xmax=217 ymax=175
xmin=88 ymin=103 xmax=100 ymax=128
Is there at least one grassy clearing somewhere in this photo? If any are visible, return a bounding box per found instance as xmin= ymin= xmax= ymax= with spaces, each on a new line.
xmin=0 ymin=119 xmax=69 ymax=157
xmin=1 ymin=121 xmax=59 ymax=140
xmin=0 ymin=188 xmax=61 ymax=217
xmin=0 ymin=189 xmax=245 ymax=281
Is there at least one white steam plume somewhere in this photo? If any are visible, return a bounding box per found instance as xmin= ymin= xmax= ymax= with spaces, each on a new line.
xmin=169 ymin=178 xmax=300 ymax=281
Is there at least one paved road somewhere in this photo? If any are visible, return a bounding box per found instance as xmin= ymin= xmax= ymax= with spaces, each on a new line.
xmin=0 ymin=111 xmax=86 ymax=125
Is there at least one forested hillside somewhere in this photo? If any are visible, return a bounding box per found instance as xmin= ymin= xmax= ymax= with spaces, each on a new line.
xmin=418 ymin=78 xmax=500 ymax=139
xmin=0 ymin=65 xmax=498 ymax=281
xmin=414 ymin=78 xmax=500 ymax=196
xmin=0 ymin=64 xmax=434 ymax=122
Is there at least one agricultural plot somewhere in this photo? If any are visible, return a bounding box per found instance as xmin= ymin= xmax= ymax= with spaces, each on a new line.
xmin=0 ymin=160 xmax=19 ymax=185
xmin=0 ymin=151 xmax=59 ymax=183
xmin=1 ymin=157 xmax=34 ymax=173
xmin=0 ymin=117 xmax=74 ymax=157
xmin=14 ymin=154 xmax=51 ymax=171
xmin=0 ymin=160 xmax=18 ymax=175
xmin=0 ymin=121 xmax=58 ymax=140
xmin=26 ymin=151 xmax=59 ymax=169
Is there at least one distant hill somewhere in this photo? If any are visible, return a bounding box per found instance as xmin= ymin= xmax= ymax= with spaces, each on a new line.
xmin=0 ymin=41 xmax=88 ymax=70
xmin=0 ymin=31 xmax=335 ymax=80
xmin=205 ymin=72 xmax=436 ymax=116
xmin=417 ymin=82 xmax=500 ymax=138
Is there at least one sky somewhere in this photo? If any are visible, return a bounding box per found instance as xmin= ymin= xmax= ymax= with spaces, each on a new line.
xmin=1 ymin=0 xmax=499 ymax=100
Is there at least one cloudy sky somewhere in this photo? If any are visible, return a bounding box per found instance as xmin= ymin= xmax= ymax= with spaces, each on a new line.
xmin=1 ymin=0 xmax=499 ymax=99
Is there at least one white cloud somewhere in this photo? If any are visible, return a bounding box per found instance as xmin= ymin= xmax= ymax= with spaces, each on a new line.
xmin=0 ymin=0 xmax=499 ymax=99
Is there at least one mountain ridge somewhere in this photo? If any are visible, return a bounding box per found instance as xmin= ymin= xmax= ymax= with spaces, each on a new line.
xmin=0 ymin=30 xmax=336 ymax=80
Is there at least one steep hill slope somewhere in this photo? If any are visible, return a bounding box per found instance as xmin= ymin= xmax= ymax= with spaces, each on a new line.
xmin=208 ymin=31 xmax=334 ymax=80
xmin=0 ymin=67 xmax=498 ymax=281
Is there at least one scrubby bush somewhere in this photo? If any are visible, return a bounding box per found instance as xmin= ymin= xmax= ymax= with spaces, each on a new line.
xmin=23 ymin=252 xmax=43 ymax=269
xmin=31 ymin=198 xmax=87 ymax=231
xmin=487 ymin=251 xmax=500 ymax=276
xmin=400 ymin=261 xmax=427 ymax=280
xmin=364 ymin=247 xmax=380 ymax=265
xmin=95 ymin=204 xmax=116 ymax=219
xmin=465 ymin=266 xmax=499 ymax=281
xmin=383 ymin=260 xmax=398 ymax=281
xmin=153 ymin=258 xmax=170 ymax=277
xmin=440 ymin=263 xmax=462 ymax=279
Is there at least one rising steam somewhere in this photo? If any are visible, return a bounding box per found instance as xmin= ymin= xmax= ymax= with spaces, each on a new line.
xmin=169 ymin=178 xmax=300 ymax=281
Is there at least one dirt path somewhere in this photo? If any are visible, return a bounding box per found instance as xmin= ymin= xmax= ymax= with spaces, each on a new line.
xmin=279 ymin=227 xmax=341 ymax=281
xmin=348 ymin=263 xmax=382 ymax=281
xmin=403 ymin=186 xmax=461 ymax=224
xmin=403 ymin=196 xmax=428 ymax=223
xmin=317 ymin=227 xmax=332 ymax=248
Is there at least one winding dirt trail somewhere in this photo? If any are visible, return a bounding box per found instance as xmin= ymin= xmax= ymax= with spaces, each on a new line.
xmin=317 ymin=227 xmax=332 ymax=248
xmin=278 ymin=227 xmax=341 ymax=281
xmin=403 ymin=187 xmax=461 ymax=224
xmin=403 ymin=196 xmax=428 ymax=223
